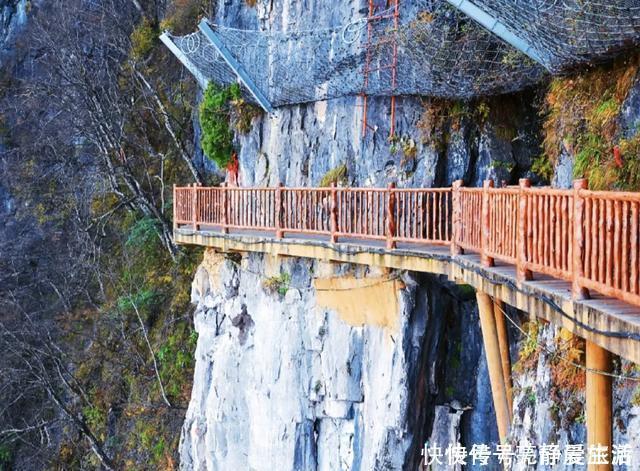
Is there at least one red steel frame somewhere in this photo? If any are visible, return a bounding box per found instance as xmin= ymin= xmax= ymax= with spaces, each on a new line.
xmin=361 ymin=0 xmax=400 ymax=138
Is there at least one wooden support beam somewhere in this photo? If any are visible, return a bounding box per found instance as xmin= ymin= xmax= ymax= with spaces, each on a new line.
xmin=493 ymin=299 xmax=513 ymax=416
xmin=476 ymin=291 xmax=511 ymax=443
xmin=586 ymin=340 xmax=612 ymax=471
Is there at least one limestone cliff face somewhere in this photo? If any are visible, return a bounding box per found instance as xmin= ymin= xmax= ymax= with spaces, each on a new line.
xmin=180 ymin=250 xmax=492 ymax=471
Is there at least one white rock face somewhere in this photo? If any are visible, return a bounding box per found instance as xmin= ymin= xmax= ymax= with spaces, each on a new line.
xmin=509 ymin=322 xmax=640 ymax=471
xmin=180 ymin=252 xmax=445 ymax=470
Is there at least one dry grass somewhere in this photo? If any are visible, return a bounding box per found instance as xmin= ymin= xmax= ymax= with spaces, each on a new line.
xmin=539 ymin=54 xmax=640 ymax=189
xmin=319 ymin=164 xmax=348 ymax=187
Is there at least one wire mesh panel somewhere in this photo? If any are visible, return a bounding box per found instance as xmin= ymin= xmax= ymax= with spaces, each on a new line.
xmin=470 ymin=0 xmax=640 ymax=72
xmin=163 ymin=0 xmax=548 ymax=106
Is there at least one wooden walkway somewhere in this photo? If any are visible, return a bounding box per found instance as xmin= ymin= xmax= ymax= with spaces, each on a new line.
xmin=173 ymin=179 xmax=640 ymax=363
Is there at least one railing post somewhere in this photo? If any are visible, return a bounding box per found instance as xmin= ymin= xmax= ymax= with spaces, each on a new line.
xmin=572 ymin=178 xmax=589 ymax=300
xmin=481 ymin=179 xmax=494 ymax=267
xmin=386 ymin=182 xmax=397 ymax=250
xmin=275 ymin=183 xmax=284 ymax=239
xmin=192 ymin=182 xmax=199 ymax=231
xmin=330 ymin=183 xmax=338 ymax=243
xmin=221 ymin=183 xmax=229 ymax=234
xmin=450 ymin=179 xmax=463 ymax=256
xmin=173 ymin=184 xmax=177 ymax=232
xmin=517 ymin=178 xmax=532 ymax=282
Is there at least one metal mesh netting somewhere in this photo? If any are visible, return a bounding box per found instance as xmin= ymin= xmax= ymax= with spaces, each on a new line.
xmin=163 ymin=0 xmax=640 ymax=108
xmin=469 ymin=0 xmax=640 ymax=72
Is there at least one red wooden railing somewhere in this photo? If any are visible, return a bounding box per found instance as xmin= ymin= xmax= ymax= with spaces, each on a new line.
xmin=174 ymin=179 xmax=640 ymax=308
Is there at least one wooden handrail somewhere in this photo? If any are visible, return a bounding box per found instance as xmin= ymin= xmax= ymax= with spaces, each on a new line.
xmin=174 ymin=180 xmax=640 ymax=308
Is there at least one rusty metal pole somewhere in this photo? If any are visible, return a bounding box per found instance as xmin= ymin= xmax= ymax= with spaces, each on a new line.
xmin=476 ymin=291 xmax=511 ymax=443
xmin=192 ymin=183 xmax=199 ymax=231
xmin=221 ymin=183 xmax=229 ymax=234
xmin=330 ymin=182 xmax=338 ymax=243
xmin=517 ymin=178 xmax=532 ymax=282
xmin=450 ymin=179 xmax=463 ymax=256
xmin=573 ymin=179 xmax=589 ymax=300
xmin=276 ymin=183 xmax=284 ymax=239
xmin=481 ymin=179 xmax=494 ymax=267
xmin=586 ymin=340 xmax=613 ymax=471
xmin=386 ymin=182 xmax=397 ymax=250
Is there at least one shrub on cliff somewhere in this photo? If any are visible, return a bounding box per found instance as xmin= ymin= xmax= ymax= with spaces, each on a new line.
xmin=199 ymin=82 xmax=237 ymax=168
xmin=199 ymin=82 xmax=262 ymax=168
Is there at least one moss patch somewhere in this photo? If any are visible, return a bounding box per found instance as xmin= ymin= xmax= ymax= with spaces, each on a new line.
xmin=319 ymin=164 xmax=348 ymax=187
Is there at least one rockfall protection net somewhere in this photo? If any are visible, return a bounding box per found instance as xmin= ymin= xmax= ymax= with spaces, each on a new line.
xmin=163 ymin=0 xmax=640 ymax=108
xmin=469 ymin=0 xmax=640 ymax=72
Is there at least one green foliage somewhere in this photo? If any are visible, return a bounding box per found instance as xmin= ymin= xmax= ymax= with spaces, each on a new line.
xmin=126 ymin=216 xmax=160 ymax=250
xmin=319 ymin=164 xmax=348 ymax=187
xmin=532 ymin=154 xmax=554 ymax=181
xmin=0 ymin=445 xmax=12 ymax=471
xmin=130 ymin=19 xmax=157 ymax=60
xmin=632 ymin=386 xmax=640 ymax=407
xmin=233 ymin=100 xmax=262 ymax=134
xmin=156 ymin=323 xmax=198 ymax=399
xmin=83 ymin=405 xmax=106 ymax=435
xmin=456 ymin=284 xmax=476 ymax=300
xmin=262 ymin=272 xmax=291 ymax=296
xmin=513 ymin=321 xmax=541 ymax=373
xmin=199 ymin=83 xmax=239 ymax=168
xmin=524 ymin=386 xmax=536 ymax=406
xmin=116 ymin=289 xmax=158 ymax=314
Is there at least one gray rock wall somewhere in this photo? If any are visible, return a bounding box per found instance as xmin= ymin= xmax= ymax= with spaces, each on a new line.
xmin=180 ymin=251 xmax=494 ymax=471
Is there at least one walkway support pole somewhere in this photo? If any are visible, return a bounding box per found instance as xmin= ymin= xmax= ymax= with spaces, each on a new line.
xmin=493 ymin=299 xmax=513 ymax=415
xmin=573 ymin=179 xmax=590 ymax=300
xmin=476 ymin=291 xmax=510 ymax=443
xmin=387 ymin=182 xmax=397 ymax=250
xmin=517 ymin=178 xmax=532 ymax=282
xmin=481 ymin=179 xmax=494 ymax=267
xmin=586 ymin=340 xmax=612 ymax=471
xmin=451 ymin=179 xmax=463 ymax=256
